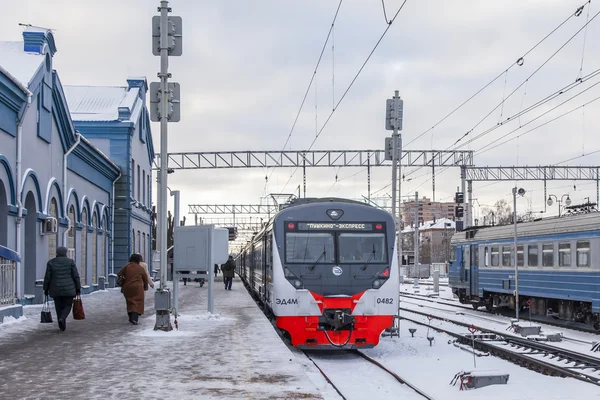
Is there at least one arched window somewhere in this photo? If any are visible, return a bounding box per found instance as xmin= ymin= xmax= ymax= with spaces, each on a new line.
xmin=68 ymin=205 xmax=76 ymax=260
xmin=137 ymin=230 xmax=141 ymax=254
xmin=92 ymin=211 xmax=98 ymax=284
xmin=81 ymin=208 xmax=88 ymax=285
xmin=143 ymin=233 xmax=146 ymax=263
xmin=132 ymin=228 xmax=136 ymax=256
xmin=48 ymin=198 xmax=58 ymax=260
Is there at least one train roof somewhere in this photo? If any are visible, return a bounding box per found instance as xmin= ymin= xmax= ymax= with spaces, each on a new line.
xmin=282 ymin=197 xmax=372 ymax=209
xmin=452 ymin=211 xmax=600 ymax=243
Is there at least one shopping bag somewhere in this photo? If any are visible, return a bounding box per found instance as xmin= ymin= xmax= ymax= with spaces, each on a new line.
xmin=40 ymin=296 xmax=53 ymax=323
xmin=72 ymin=295 xmax=85 ymax=320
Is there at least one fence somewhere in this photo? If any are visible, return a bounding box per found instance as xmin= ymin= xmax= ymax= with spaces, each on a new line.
xmin=0 ymin=246 xmax=20 ymax=306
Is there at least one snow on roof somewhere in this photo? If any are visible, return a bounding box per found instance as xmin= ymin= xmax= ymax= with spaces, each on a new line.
xmin=63 ymin=85 xmax=128 ymax=122
xmin=402 ymin=218 xmax=455 ymax=233
xmin=0 ymin=41 xmax=44 ymax=87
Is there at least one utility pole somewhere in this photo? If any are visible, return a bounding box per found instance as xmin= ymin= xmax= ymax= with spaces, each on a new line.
xmin=512 ymin=187 xmax=525 ymax=321
xmin=150 ymin=0 xmax=182 ymax=331
xmin=414 ymin=191 xmax=419 ymax=280
xmin=385 ymin=91 xmax=403 ymax=267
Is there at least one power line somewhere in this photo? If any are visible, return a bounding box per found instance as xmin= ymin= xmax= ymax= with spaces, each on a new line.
xmin=280 ymin=0 xmax=409 ymax=193
xmin=403 ymin=1 xmax=592 ymax=149
xmin=450 ymin=7 xmax=600 ymax=150
xmin=477 ymin=91 xmax=600 ymax=156
xmin=266 ymin=0 xmax=343 ymax=185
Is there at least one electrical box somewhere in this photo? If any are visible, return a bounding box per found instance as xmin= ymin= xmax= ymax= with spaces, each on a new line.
xmin=173 ymin=225 xmax=229 ymax=272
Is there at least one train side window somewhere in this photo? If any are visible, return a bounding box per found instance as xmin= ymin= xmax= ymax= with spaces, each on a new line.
xmin=576 ymin=241 xmax=590 ymax=267
xmin=484 ymin=247 xmax=489 ymax=267
xmin=502 ymin=246 xmax=511 ymax=266
xmin=517 ymin=245 xmax=524 ymax=267
xmin=559 ymin=242 xmax=571 ymax=267
xmin=528 ymin=245 xmax=538 ymax=267
xmin=491 ymin=246 xmax=499 ymax=266
xmin=542 ymin=243 xmax=554 ymax=267
xmin=450 ymin=245 xmax=456 ymax=262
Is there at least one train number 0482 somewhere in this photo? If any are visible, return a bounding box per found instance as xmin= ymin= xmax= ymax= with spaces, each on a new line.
xmin=376 ymin=297 xmax=394 ymax=304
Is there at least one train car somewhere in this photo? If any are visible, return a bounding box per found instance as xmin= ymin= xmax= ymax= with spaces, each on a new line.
xmin=448 ymin=211 xmax=600 ymax=329
xmin=235 ymin=197 xmax=399 ymax=349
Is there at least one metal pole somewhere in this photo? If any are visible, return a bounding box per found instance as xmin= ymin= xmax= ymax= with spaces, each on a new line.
xmin=414 ymin=191 xmax=419 ymax=280
xmin=432 ymin=159 xmax=435 ymax=202
xmin=460 ymin=166 xmax=467 ymax=228
xmin=367 ymin=155 xmax=371 ymax=202
xmin=513 ymin=187 xmax=519 ymax=321
xmin=155 ymin=0 xmax=172 ymax=331
xmin=398 ymin=131 xmax=403 ymax=270
xmin=303 ymin=156 xmax=306 ymax=198
xmin=467 ymin=180 xmax=473 ymax=228
xmin=172 ymin=190 xmax=180 ymax=227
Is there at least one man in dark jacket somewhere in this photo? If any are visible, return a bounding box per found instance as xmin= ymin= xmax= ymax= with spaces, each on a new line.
xmin=221 ymin=256 xmax=235 ymax=290
xmin=43 ymin=246 xmax=81 ymax=331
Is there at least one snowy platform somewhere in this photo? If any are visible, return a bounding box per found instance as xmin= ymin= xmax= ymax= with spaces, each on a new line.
xmin=0 ymin=278 xmax=326 ymax=399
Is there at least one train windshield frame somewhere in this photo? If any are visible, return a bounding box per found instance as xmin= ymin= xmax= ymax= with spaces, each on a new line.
xmin=284 ymin=221 xmax=388 ymax=264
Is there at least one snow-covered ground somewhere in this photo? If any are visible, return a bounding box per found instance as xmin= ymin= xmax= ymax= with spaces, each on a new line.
xmin=1 ymin=279 xmax=598 ymax=399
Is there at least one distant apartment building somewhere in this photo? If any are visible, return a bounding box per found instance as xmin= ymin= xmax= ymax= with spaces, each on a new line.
xmin=401 ymin=196 xmax=456 ymax=226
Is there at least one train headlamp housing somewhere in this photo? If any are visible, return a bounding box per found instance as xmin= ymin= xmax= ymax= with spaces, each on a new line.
xmin=372 ymin=267 xmax=390 ymax=289
xmin=284 ymin=267 xmax=304 ymax=290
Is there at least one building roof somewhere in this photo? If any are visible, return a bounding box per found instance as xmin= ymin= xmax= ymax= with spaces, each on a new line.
xmin=62 ymin=85 xmax=129 ymax=122
xmin=0 ymin=41 xmax=45 ymax=88
xmin=402 ymin=218 xmax=455 ymax=233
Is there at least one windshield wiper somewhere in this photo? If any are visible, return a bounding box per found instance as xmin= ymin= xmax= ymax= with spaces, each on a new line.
xmin=360 ymin=244 xmax=377 ymax=271
xmin=309 ymin=246 xmax=326 ymax=271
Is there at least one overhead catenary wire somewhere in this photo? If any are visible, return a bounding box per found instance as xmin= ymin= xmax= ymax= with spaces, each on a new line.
xmin=280 ymin=0 xmax=409 ymax=193
xmin=265 ymin=0 xmax=343 ymax=187
xmin=403 ymin=1 xmax=592 ymax=149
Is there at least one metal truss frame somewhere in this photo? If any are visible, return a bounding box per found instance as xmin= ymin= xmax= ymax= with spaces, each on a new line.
xmin=154 ymin=149 xmax=473 ymax=170
xmin=465 ymin=166 xmax=600 ymax=181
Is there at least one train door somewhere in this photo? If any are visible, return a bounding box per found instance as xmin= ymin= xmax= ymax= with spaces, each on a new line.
xmin=470 ymin=245 xmax=479 ymax=297
xmin=250 ymin=243 xmax=256 ymax=291
xmin=262 ymin=235 xmax=268 ymax=302
xmin=463 ymin=245 xmax=471 ymax=296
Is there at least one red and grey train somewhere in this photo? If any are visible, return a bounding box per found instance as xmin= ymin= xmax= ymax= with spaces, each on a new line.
xmin=235 ymin=198 xmax=399 ymax=349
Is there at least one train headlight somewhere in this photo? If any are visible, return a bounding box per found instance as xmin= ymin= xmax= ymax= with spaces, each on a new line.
xmin=372 ymin=279 xmax=382 ymax=289
xmin=294 ymin=280 xmax=303 ymax=289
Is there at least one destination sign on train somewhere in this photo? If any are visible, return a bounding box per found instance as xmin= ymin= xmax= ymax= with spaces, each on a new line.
xmin=297 ymin=223 xmax=373 ymax=230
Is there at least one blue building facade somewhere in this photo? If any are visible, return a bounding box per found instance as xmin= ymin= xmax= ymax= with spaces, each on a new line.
xmin=64 ymin=79 xmax=154 ymax=273
xmin=0 ymin=27 xmax=152 ymax=320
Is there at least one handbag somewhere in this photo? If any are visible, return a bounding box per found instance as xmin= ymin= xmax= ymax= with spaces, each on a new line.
xmin=72 ymin=295 xmax=85 ymax=320
xmin=40 ymin=296 xmax=53 ymax=323
xmin=117 ymin=265 xmax=127 ymax=287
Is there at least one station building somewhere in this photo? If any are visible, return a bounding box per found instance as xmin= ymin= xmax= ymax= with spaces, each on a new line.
xmin=0 ymin=27 xmax=153 ymax=319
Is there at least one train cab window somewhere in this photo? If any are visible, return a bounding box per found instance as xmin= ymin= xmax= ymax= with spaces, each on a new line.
xmin=559 ymin=242 xmax=571 ymax=267
xmin=502 ymin=246 xmax=511 ymax=266
xmin=285 ymin=233 xmax=334 ymax=264
xmin=542 ymin=244 xmax=554 ymax=267
xmin=517 ymin=245 xmax=524 ymax=267
xmin=528 ymin=245 xmax=538 ymax=267
xmin=491 ymin=246 xmax=499 ymax=266
xmin=339 ymin=233 xmax=386 ymax=263
xmin=576 ymin=241 xmax=590 ymax=267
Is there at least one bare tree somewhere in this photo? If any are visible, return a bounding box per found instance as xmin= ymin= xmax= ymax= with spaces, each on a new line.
xmin=481 ymin=199 xmax=513 ymax=226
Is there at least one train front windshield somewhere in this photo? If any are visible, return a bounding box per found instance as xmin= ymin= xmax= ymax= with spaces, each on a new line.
xmin=338 ymin=233 xmax=386 ymax=263
xmin=284 ymin=222 xmax=388 ymax=264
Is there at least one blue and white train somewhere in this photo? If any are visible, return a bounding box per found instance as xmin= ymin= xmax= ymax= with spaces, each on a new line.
xmin=449 ymin=211 xmax=600 ymax=329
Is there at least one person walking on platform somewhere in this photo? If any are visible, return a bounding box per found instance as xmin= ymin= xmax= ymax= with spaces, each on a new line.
xmin=214 ymin=263 xmax=219 ymax=278
xmin=221 ymin=255 xmax=235 ymax=290
xmin=43 ymin=246 xmax=81 ymax=332
xmin=117 ymin=254 xmax=149 ymax=325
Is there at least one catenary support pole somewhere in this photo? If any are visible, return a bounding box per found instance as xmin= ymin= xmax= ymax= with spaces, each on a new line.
xmin=513 ymin=187 xmax=519 ymax=321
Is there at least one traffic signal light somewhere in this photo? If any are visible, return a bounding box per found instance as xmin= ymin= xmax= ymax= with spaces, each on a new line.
xmin=455 ymin=192 xmax=464 ymax=204
xmin=455 ymin=206 xmax=464 ymax=218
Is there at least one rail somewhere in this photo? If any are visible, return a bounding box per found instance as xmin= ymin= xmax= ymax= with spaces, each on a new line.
xmin=400 ymin=307 xmax=600 ymax=386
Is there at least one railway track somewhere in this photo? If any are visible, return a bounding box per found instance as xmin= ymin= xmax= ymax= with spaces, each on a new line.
xmin=302 ymin=349 xmax=435 ymax=400
xmin=400 ymin=291 xmax=600 ymax=334
xmin=400 ymin=307 xmax=600 ymax=387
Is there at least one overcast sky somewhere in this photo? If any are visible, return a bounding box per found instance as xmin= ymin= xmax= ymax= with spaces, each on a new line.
xmin=2 ymin=0 xmax=599 ymax=225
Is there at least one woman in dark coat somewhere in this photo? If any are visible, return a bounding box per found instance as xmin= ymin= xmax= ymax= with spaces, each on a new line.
xmin=117 ymin=253 xmax=149 ymax=325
